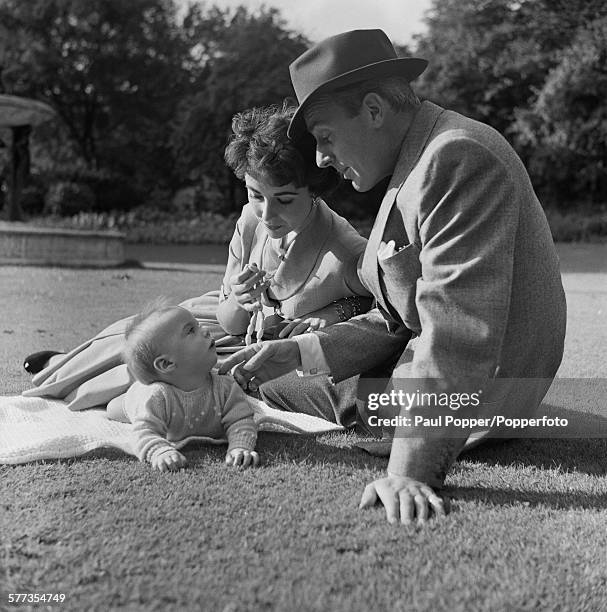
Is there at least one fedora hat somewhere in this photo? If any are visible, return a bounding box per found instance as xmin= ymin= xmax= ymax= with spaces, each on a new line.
xmin=287 ymin=29 xmax=428 ymax=139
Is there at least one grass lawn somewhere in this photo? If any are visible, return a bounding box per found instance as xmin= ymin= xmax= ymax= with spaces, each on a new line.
xmin=1 ymin=244 xmax=606 ymax=612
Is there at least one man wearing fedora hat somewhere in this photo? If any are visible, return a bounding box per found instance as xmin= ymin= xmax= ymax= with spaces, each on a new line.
xmin=221 ymin=29 xmax=566 ymax=524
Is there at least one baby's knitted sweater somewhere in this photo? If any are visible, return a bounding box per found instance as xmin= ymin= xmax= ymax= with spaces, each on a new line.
xmin=124 ymin=372 xmax=257 ymax=463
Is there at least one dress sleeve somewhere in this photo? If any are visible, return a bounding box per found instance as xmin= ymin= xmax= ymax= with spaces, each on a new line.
xmin=129 ymin=384 xmax=175 ymax=462
xmin=218 ymin=377 xmax=257 ymax=451
xmin=332 ymin=214 xmax=371 ymax=297
xmin=343 ymin=250 xmax=371 ymax=297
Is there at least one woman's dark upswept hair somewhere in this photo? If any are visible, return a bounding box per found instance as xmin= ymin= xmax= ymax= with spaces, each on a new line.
xmin=224 ymin=102 xmax=336 ymax=196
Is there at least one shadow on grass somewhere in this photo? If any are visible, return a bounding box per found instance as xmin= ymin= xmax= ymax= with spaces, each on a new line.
xmin=462 ymin=437 xmax=607 ymax=475
xmin=447 ymin=484 xmax=607 ymax=510
xmin=219 ymin=431 xmax=388 ymax=469
xmin=47 ymin=431 xmax=382 ymax=468
xmin=121 ymin=260 xmax=216 ymax=274
xmin=446 ymin=403 xmax=607 ymax=511
xmin=41 ymin=447 xmax=139 ymax=464
xmin=66 ymin=403 xmax=606 ymax=473
xmin=462 ymin=404 xmax=607 ymax=476
xmin=7 ymin=259 xmax=209 ymax=274
xmin=30 ymin=403 xmax=604 ymax=522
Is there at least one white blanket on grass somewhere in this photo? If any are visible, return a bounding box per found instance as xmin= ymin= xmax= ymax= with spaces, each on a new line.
xmin=0 ymin=395 xmax=343 ymax=465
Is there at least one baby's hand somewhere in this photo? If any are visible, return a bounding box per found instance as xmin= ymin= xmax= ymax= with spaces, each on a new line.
xmin=225 ymin=448 xmax=260 ymax=469
xmin=152 ymin=449 xmax=187 ymax=472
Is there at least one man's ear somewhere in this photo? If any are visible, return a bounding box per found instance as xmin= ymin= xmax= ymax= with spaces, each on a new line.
xmin=153 ymin=355 xmax=175 ymax=374
xmin=361 ymin=92 xmax=386 ymax=127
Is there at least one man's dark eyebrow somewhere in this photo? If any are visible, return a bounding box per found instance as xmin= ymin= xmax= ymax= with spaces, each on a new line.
xmin=307 ymin=119 xmax=319 ymax=132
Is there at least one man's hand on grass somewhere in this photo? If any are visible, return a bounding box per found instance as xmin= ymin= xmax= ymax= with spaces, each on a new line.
xmin=152 ymin=449 xmax=187 ymax=472
xmin=225 ymin=448 xmax=260 ymax=468
xmin=359 ymin=473 xmax=447 ymax=525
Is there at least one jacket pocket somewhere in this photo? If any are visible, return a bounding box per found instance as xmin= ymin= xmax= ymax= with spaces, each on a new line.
xmin=378 ymin=242 xmax=422 ymax=333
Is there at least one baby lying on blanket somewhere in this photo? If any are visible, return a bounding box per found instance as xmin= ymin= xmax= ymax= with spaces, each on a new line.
xmin=107 ymin=303 xmax=259 ymax=472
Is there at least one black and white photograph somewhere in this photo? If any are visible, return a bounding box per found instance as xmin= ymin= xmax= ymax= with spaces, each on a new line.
xmin=1 ymin=1 xmax=606 ymax=610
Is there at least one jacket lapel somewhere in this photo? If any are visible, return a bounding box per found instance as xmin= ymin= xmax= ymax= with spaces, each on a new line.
xmin=362 ymin=102 xmax=445 ymax=313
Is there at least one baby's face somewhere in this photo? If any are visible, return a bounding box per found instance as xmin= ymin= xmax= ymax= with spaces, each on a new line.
xmin=149 ymin=307 xmax=217 ymax=375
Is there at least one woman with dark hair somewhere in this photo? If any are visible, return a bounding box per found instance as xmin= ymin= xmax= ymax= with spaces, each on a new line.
xmin=23 ymin=103 xmax=371 ymax=425
xmin=198 ymin=103 xmax=370 ymax=337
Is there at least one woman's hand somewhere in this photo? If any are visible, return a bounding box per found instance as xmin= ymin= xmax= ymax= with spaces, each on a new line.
xmin=278 ymin=303 xmax=341 ymax=338
xmin=228 ymin=264 xmax=271 ymax=312
xmin=278 ymin=316 xmax=328 ymax=338
xmin=277 ymin=296 xmax=372 ymax=338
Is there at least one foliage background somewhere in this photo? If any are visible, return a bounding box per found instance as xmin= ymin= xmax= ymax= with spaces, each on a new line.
xmin=0 ymin=0 xmax=606 ymax=233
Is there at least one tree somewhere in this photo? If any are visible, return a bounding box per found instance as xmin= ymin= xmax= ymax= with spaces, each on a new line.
xmin=413 ymin=0 xmax=607 ymax=206
xmin=0 ymin=0 xmax=189 ymax=198
xmin=170 ymin=5 xmax=308 ymax=212
xmin=513 ymin=17 xmax=607 ymax=205
xmin=415 ymin=0 xmax=607 ymax=136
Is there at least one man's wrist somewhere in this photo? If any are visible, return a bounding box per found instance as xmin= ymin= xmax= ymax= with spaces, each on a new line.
xmin=385 ymin=470 xmax=426 ymax=484
xmin=292 ymin=334 xmax=329 ymax=376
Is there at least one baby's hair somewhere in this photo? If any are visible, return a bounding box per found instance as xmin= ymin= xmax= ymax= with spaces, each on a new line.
xmin=123 ymin=297 xmax=174 ymax=385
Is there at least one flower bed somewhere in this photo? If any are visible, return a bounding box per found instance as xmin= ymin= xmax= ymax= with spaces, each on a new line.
xmin=29 ymin=208 xmax=240 ymax=245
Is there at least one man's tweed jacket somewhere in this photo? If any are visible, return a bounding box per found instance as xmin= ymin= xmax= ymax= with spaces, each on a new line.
xmin=317 ymin=101 xmax=566 ymax=419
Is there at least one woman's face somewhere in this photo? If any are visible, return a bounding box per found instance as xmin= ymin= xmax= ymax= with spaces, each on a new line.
xmin=244 ymin=173 xmax=313 ymax=239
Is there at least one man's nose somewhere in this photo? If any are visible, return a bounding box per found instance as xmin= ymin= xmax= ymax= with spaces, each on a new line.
xmin=316 ymin=149 xmax=332 ymax=168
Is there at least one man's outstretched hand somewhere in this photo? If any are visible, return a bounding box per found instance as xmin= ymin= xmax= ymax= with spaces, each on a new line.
xmin=218 ymin=339 xmax=302 ymax=390
xmin=359 ymin=473 xmax=447 ymax=525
